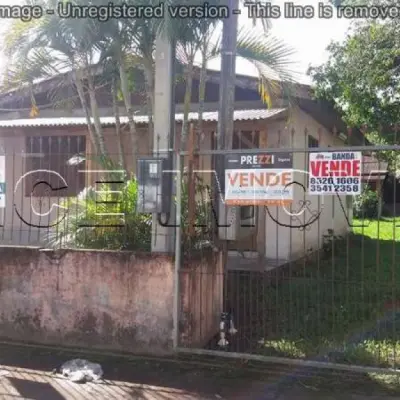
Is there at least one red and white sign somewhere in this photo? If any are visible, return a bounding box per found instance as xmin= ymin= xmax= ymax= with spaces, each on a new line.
xmin=225 ymin=169 xmax=293 ymax=205
xmin=308 ymin=151 xmax=362 ymax=195
xmin=224 ymin=152 xmax=293 ymax=205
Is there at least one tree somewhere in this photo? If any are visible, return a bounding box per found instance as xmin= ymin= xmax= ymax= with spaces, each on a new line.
xmin=309 ymin=20 xmax=400 ymax=136
xmin=3 ymin=0 xmax=295 ymax=158
xmin=309 ymin=18 xmax=400 ymax=170
xmin=194 ymin=26 xmax=295 ymax=142
xmin=2 ymin=0 xmax=107 ymax=157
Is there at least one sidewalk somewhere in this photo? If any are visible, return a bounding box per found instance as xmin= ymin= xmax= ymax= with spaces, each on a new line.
xmin=0 ymin=342 xmax=397 ymax=399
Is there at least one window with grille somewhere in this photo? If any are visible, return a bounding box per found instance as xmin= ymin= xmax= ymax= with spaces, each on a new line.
xmin=24 ymin=135 xmax=86 ymax=197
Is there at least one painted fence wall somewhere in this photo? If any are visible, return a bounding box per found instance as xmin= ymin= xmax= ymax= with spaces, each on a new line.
xmin=0 ymin=247 xmax=222 ymax=353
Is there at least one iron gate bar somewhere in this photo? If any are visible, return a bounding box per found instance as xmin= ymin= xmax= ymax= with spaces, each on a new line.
xmin=176 ymin=347 xmax=400 ymax=376
xmin=8 ymin=144 xmax=400 ymax=156
xmin=173 ymin=152 xmax=182 ymax=349
xmin=179 ymin=144 xmax=400 ymax=155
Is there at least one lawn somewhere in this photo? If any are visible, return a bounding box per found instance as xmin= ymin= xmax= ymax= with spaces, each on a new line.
xmin=258 ymin=217 xmax=400 ymax=368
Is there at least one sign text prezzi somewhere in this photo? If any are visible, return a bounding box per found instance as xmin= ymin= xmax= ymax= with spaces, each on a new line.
xmin=308 ymin=151 xmax=362 ymax=195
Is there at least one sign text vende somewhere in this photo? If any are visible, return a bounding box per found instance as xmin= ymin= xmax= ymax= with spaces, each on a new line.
xmin=308 ymin=151 xmax=362 ymax=195
xmin=310 ymin=159 xmax=361 ymax=177
xmin=227 ymin=170 xmax=292 ymax=187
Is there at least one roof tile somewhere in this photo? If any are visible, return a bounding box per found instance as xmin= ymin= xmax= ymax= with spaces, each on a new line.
xmin=0 ymin=108 xmax=287 ymax=128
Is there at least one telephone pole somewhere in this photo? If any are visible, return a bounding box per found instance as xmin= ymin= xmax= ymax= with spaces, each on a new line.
xmin=216 ymin=0 xmax=239 ymax=237
xmin=151 ymin=34 xmax=176 ymax=253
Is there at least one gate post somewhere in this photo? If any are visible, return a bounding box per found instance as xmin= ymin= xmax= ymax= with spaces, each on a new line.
xmin=173 ymin=149 xmax=182 ymax=349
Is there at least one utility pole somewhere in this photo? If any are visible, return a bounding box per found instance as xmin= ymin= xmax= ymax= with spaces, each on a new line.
xmin=215 ymin=0 xmax=239 ymax=237
xmin=217 ymin=0 xmax=239 ymax=151
xmin=151 ymin=34 xmax=176 ymax=253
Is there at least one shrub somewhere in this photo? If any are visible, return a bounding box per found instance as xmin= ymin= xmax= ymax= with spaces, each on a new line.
xmin=46 ymin=154 xmax=215 ymax=253
xmin=353 ymin=185 xmax=380 ymax=218
xmin=46 ymin=179 xmax=152 ymax=251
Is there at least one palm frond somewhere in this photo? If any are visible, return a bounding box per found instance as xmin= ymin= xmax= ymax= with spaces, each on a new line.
xmin=238 ymin=0 xmax=272 ymax=31
xmin=234 ymin=28 xmax=299 ymax=107
xmin=236 ymin=28 xmax=296 ymax=80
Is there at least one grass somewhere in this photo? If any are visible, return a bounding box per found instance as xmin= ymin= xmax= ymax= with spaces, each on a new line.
xmin=257 ymin=217 xmax=400 ymax=369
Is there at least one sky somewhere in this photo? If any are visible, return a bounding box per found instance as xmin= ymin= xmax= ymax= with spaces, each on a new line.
xmin=0 ymin=0 xmax=353 ymax=85
xmin=206 ymin=0 xmax=353 ymax=84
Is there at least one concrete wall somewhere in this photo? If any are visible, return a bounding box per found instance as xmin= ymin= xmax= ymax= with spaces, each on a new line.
xmin=0 ymin=246 xmax=223 ymax=353
xmin=180 ymin=252 xmax=224 ymax=347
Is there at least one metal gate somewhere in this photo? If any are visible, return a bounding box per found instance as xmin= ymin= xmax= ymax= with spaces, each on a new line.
xmin=174 ymin=143 xmax=400 ymax=377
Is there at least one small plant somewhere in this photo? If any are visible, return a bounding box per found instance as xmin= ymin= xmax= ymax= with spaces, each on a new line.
xmin=353 ymin=185 xmax=381 ymax=218
xmin=179 ymin=171 xmax=215 ymax=256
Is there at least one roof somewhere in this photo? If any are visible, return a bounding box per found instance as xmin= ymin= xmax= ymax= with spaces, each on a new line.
xmin=0 ymin=64 xmax=311 ymax=105
xmin=362 ymin=155 xmax=388 ymax=181
xmin=0 ymin=108 xmax=287 ymax=128
xmin=296 ymin=98 xmax=365 ymax=145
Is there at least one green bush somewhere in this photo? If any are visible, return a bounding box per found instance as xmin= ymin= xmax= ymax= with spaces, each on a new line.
xmin=47 ymin=154 xmax=214 ymax=252
xmin=353 ymin=185 xmax=380 ymax=218
xmin=47 ymin=178 xmax=152 ymax=251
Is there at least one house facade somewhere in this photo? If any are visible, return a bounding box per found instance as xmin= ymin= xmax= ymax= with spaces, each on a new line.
xmin=0 ymin=68 xmax=362 ymax=266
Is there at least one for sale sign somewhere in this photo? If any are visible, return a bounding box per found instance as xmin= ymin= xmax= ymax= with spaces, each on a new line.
xmin=308 ymin=151 xmax=362 ymax=195
xmin=224 ymin=152 xmax=293 ymax=205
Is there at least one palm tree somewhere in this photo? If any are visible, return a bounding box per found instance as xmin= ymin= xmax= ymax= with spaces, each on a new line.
xmin=161 ymin=0 xmax=295 ymax=153
xmin=195 ymin=26 xmax=295 ymax=144
xmin=157 ymin=0 xmax=224 ymax=151
xmin=4 ymin=0 xmax=295 ymax=159
xmin=2 ymin=0 xmax=107 ymax=157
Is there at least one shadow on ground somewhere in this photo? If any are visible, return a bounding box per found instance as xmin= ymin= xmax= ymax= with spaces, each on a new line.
xmin=0 ymin=342 xmax=398 ymax=399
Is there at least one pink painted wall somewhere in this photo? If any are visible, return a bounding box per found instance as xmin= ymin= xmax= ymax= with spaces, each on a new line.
xmin=180 ymin=252 xmax=224 ymax=348
xmin=0 ymin=247 xmax=222 ymax=354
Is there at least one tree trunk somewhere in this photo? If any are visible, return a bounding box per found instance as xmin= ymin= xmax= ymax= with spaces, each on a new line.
xmin=119 ymin=54 xmax=138 ymax=163
xmin=143 ymin=62 xmax=155 ymax=151
xmin=218 ymin=0 xmax=238 ymax=151
xmin=214 ymin=0 xmax=239 ymax=245
xmin=111 ymin=75 xmax=126 ymax=170
xmin=86 ymin=72 xmax=106 ymax=156
xmin=180 ymin=58 xmax=194 ymax=151
xmin=73 ymin=71 xmax=101 ymax=156
xmin=198 ymin=40 xmax=208 ymax=151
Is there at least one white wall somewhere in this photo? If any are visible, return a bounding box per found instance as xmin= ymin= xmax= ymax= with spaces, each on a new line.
xmin=264 ymin=107 xmax=353 ymax=261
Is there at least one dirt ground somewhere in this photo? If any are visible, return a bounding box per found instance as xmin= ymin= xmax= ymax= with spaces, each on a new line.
xmin=0 ymin=343 xmax=398 ymax=399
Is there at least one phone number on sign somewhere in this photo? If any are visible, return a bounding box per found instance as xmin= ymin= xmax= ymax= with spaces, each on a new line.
xmin=310 ymin=184 xmax=359 ymax=193
xmin=310 ymin=177 xmax=360 ymax=185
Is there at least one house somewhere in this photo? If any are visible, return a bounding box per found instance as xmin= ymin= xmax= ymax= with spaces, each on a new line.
xmin=0 ymin=67 xmax=363 ymax=266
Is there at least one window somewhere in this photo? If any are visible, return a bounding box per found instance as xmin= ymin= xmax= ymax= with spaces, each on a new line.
xmin=307 ymin=134 xmax=319 ymax=164
xmin=307 ymin=135 xmax=319 ymax=188
xmin=233 ymin=130 xmax=260 ymax=149
xmin=25 ymin=135 xmax=86 ymax=197
xmin=308 ymin=135 xmax=319 ymax=148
